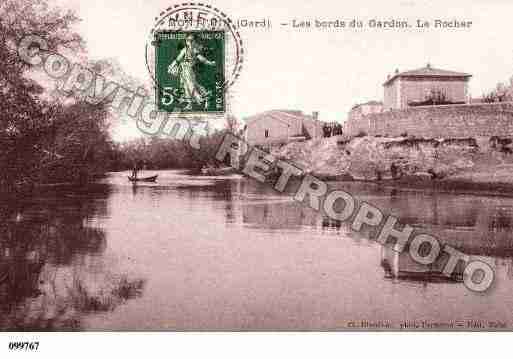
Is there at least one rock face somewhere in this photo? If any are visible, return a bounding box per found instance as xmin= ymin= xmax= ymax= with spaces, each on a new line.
xmin=273 ymin=135 xmax=511 ymax=181
xmin=274 ymin=137 xmax=351 ymax=178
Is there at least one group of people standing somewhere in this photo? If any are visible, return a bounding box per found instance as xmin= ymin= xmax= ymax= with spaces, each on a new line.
xmin=322 ymin=122 xmax=343 ymax=138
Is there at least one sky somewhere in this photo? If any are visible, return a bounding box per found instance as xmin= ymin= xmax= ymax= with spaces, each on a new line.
xmin=52 ymin=0 xmax=513 ymax=141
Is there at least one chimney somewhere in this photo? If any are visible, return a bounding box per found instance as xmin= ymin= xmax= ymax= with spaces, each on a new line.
xmin=395 ymin=68 xmax=399 ymax=74
xmin=312 ymin=111 xmax=319 ymax=120
xmin=427 ymin=62 xmax=431 ymax=69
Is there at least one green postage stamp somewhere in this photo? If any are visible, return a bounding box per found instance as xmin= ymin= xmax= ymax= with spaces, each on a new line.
xmin=154 ymin=30 xmax=225 ymax=113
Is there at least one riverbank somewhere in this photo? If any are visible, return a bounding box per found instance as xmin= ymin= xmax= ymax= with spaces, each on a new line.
xmin=273 ymin=135 xmax=513 ymax=196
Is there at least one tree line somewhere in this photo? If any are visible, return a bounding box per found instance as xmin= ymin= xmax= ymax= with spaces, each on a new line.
xmin=110 ymin=119 xmax=239 ymax=172
xmin=0 ymin=0 xmax=122 ymax=194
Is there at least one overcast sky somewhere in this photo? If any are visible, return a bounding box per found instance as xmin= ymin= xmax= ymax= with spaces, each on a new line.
xmin=54 ymin=0 xmax=513 ymax=141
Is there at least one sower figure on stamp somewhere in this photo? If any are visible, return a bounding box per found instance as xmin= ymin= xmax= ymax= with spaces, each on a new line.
xmin=168 ymin=34 xmax=216 ymax=110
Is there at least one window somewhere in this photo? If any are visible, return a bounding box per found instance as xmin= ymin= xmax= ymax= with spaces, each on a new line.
xmin=264 ymin=129 xmax=269 ymax=138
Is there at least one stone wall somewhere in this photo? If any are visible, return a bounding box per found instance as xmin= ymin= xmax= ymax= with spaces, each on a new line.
xmin=344 ymin=102 xmax=513 ymax=138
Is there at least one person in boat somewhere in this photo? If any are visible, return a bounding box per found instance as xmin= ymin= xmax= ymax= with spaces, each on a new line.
xmin=131 ymin=164 xmax=139 ymax=179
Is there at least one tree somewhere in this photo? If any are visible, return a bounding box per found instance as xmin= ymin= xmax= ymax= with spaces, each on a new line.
xmin=0 ymin=0 xmax=117 ymax=190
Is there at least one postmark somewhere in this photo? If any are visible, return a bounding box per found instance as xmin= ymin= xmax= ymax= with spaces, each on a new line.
xmin=145 ymin=3 xmax=244 ymax=116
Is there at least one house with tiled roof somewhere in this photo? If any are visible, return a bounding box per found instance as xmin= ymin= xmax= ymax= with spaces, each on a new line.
xmin=243 ymin=110 xmax=322 ymax=148
xmin=383 ymin=64 xmax=472 ymax=110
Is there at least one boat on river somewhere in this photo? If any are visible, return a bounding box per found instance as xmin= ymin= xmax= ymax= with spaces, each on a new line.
xmin=127 ymin=175 xmax=158 ymax=182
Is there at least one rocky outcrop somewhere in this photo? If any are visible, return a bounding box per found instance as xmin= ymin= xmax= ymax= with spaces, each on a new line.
xmin=273 ymin=135 xmax=513 ymax=182
xmin=273 ymin=137 xmax=351 ymax=178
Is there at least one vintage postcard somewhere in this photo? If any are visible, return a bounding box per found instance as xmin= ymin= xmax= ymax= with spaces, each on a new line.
xmin=2 ymin=0 xmax=513 ymax=350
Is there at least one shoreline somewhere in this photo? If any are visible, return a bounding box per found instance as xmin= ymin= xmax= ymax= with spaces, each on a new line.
xmin=5 ymin=170 xmax=513 ymax=200
xmin=323 ymin=175 xmax=513 ymax=198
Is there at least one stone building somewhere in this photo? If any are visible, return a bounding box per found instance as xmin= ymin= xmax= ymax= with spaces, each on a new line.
xmin=383 ymin=64 xmax=472 ymax=110
xmin=243 ymin=110 xmax=323 ymax=149
xmin=348 ymin=101 xmax=384 ymax=122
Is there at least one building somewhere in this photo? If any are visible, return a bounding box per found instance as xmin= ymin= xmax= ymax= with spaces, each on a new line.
xmin=243 ymin=110 xmax=323 ymax=149
xmin=348 ymin=101 xmax=383 ymax=122
xmin=383 ymin=64 xmax=472 ymax=110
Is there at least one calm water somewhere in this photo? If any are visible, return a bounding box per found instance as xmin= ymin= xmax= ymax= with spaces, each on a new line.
xmin=2 ymin=170 xmax=513 ymax=330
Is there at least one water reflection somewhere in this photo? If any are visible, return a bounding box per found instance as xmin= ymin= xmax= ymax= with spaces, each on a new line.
xmin=364 ymin=186 xmax=513 ymax=257
xmin=5 ymin=171 xmax=513 ymax=329
xmin=0 ymin=184 xmax=145 ymax=330
xmin=232 ymin=180 xmax=513 ymax=285
xmin=168 ymin=177 xmax=513 ymax=257
xmin=380 ymin=247 xmax=465 ymax=284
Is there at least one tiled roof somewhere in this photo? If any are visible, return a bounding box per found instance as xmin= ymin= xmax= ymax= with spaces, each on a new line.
xmin=352 ymin=101 xmax=383 ymax=109
xmin=244 ymin=110 xmax=314 ymax=126
xmin=384 ymin=65 xmax=472 ymax=86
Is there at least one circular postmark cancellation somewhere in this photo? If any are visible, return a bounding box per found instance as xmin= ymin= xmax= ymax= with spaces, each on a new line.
xmin=145 ymin=3 xmax=244 ymax=115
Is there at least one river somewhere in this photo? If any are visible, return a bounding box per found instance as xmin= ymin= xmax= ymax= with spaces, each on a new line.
xmin=1 ymin=170 xmax=513 ymax=330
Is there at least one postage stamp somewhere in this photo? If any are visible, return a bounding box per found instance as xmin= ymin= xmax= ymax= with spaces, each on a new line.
xmin=154 ymin=30 xmax=225 ymax=114
xmin=145 ymin=3 xmax=244 ymax=118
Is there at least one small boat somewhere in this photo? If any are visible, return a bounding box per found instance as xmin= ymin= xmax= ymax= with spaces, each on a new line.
xmin=127 ymin=175 xmax=158 ymax=182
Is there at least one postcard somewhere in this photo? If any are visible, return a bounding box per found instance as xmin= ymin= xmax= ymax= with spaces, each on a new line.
xmin=1 ymin=0 xmax=513 ymax=340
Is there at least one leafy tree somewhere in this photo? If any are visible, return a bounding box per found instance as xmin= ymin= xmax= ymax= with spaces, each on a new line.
xmin=0 ymin=0 xmax=116 ymax=191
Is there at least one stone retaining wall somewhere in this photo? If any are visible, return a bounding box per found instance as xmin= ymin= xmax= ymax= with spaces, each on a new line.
xmin=343 ymin=102 xmax=513 ymax=138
